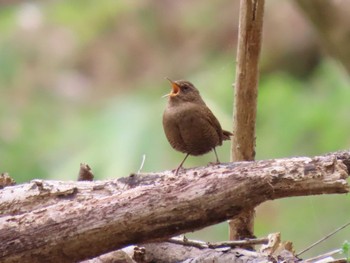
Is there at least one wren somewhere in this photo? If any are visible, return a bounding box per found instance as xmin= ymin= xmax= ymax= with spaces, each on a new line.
xmin=162 ymin=79 xmax=232 ymax=175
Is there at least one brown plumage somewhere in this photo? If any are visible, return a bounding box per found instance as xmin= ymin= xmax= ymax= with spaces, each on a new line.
xmin=162 ymin=79 xmax=232 ymax=175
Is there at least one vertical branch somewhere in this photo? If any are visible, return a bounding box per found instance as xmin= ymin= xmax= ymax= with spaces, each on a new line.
xmin=229 ymin=0 xmax=265 ymax=240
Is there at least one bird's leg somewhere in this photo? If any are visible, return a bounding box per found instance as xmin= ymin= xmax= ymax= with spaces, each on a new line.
xmin=174 ymin=153 xmax=190 ymax=175
xmin=213 ymin=148 xmax=220 ymax=164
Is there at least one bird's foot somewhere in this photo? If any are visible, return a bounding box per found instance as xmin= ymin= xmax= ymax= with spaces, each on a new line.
xmin=208 ymin=161 xmax=220 ymax=166
xmin=173 ymin=166 xmax=186 ymax=176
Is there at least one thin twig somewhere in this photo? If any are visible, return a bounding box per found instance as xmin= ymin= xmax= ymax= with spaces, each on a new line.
xmin=168 ymin=236 xmax=268 ymax=249
xmin=208 ymin=238 xmax=269 ymax=248
xmin=137 ymin=154 xmax=146 ymax=174
xmin=297 ymin=221 xmax=350 ymax=256
xmin=304 ymin=249 xmax=342 ymax=262
xmin=168 ymin=237 xmax=207 ymax=249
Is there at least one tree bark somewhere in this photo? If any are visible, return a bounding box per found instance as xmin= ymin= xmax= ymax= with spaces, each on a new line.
xmin=0 ymin=151 xmax=349 ymax=262
xmin=230 ymin=0 xmax=265 ymax=240
xmin=81 ymin=238 xmax=277 ymax=263
xmin=133 ymin=242 xmax=295 ymax=263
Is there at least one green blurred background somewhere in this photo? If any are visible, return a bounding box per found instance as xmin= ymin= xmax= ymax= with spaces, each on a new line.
xmin=0 ymin=0 xmax=349 ymax=259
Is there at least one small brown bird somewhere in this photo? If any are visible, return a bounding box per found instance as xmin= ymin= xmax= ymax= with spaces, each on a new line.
xmin=163 ymin=79 xmax=232 ymax=175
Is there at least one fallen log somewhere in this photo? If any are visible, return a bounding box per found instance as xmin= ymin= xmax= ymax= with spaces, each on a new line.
xmin=0 ymin=151 xmax=349 ymax=262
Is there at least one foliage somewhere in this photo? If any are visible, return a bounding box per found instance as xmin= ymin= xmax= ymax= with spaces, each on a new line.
xmin=342 ymin=240 xmax=350 ymax=261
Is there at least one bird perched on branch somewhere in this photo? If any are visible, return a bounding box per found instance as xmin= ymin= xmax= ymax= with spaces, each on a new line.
xmin=162 ymin=79 xmax=232 ymax=175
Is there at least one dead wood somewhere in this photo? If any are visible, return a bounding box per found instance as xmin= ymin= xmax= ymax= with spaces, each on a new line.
xmin=135 ymin=242 xmax=295 ymax=263
xmin=0 ymin=151 xmax=349 ymax=262
xmin=230 ymin=0 xmax=265 ymax=240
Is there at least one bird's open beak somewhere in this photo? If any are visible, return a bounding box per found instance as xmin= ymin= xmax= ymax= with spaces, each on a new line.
xmin=162 ymin=78 xmax=180 ymax=98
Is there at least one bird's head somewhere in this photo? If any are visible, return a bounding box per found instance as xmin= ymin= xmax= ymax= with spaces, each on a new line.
xmin=163 ymin=78 xmax=203 ymax=104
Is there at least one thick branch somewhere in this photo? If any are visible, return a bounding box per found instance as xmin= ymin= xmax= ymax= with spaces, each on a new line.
xmin=0 ymin=151 xmax=349 ymax=262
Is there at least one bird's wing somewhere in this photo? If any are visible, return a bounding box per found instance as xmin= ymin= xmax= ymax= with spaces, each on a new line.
xmin=176 ymin=105 xmax=222 ymax=154
xmin=202 ymin=106 xmax=232 ymax=141
xmin=201 ymin=106 xmax=224 ymax=143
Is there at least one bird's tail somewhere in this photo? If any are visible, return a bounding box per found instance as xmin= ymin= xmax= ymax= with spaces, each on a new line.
xmin=222 ymin=130 xmax=233 ymax=141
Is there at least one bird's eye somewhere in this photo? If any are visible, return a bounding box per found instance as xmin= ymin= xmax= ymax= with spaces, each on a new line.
xmin=182 ymin=85 xmax=189 ymax=92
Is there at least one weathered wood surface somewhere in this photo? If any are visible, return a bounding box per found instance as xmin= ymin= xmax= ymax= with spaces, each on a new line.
xmin=0 ymin=151 xmax=349 ymax=262
xmin=230 ymin=0 xmax=265 ymax=240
